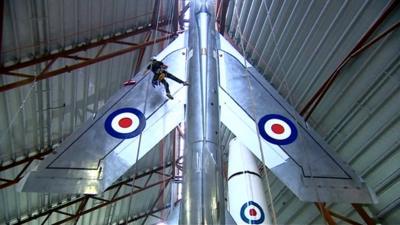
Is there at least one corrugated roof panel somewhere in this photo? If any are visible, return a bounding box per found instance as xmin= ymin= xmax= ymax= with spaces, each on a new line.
xmin=2 ymin=0 xmax=176 ymax=65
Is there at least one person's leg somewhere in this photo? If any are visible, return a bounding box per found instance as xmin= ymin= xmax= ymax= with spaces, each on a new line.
xmin=161 ymin=79 xmax=170 ymax=93
xmin=165 ymin=72 xmax=184 ymax=84
xmin=161 ymin=79 xmax=174 ymax=99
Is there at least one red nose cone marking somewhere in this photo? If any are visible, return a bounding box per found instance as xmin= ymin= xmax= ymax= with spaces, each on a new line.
xmin=249 ymin=208 xmax=257 ymax=216
xmin=271 ymin=123 xmax=285 ymax=134
xmin=119 ymin=118 xmax=133 ymax=128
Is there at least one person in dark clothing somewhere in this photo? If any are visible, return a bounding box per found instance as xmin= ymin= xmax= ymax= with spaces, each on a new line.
xmin=147 ymin=59 xmax=189 ymax=99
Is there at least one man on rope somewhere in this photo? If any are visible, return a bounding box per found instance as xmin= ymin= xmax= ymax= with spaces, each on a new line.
xmin=146 ymin=58 xmax=189 ymax=100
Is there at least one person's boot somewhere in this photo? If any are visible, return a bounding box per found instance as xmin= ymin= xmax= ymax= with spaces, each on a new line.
xmin=166 ymin=93 xmax=174 ymax=100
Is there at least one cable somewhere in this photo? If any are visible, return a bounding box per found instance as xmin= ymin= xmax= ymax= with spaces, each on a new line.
xmin=261 ymin=0 xmax=335 ymax=209
xmin=0 ymin=70 xmax=40 ymax=160
xmin=231 ymin=1 xmax=279 ymax=224
xmin=123 ymin=1 xmax=176 ymax=223
xmin=259 ymin=0 xmax=289 ymax=84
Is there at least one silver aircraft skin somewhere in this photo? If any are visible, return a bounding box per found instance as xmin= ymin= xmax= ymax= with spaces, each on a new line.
xmin=181 ymin=1 xmax=225 ymax=224
xmin=21 ymin=0 xmax=377 ymax=224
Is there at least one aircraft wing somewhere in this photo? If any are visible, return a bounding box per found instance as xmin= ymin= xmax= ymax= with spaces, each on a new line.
xmin=20 ymin=34 xmax=188 ymax=194
xmin=218 ymin=35 xmax=377 ymax=203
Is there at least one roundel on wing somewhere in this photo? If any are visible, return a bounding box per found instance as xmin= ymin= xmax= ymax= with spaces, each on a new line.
xmin=104 ymin=108 xmax=146 ymax=139
xmin=258 ymin=114 xmax=298 ymax=145
xmin=240 ymin=201 xmax=265 ymax=224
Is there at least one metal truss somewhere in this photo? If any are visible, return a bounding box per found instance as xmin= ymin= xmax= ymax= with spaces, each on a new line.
xmin=315 ymin=202 xmax=376 ymax=225
xmin=0 ymin=18 xmax=172 ymax=92
xmin=300 ymin=0 xmax=400 ymax=121
xmin=0 ymin=148 xmax=53 ymax=189
xmin=0 ymin=0 xmax=186 ymax=93
xmin=11 ymin=162 xmax=173 ymax=225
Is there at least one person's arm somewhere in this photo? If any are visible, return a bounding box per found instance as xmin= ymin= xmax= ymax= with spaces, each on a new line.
xmin=160 ymin=61 xmax=168 ymax=69
xmin=144 ymin=61 xmax=154 ymax=75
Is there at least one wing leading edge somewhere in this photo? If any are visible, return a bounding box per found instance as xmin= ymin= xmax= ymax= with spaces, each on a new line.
xmin=218 ymin=35 xmax=377 ymax=204
xmin=20 ymin=34 xmax=188 ymax=194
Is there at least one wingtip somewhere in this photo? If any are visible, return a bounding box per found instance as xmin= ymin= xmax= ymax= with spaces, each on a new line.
xmin=19 ymin=171 xmax=102 ymax=194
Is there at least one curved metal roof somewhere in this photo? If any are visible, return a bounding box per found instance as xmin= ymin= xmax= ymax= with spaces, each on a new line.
xmin=1 ymin=0 xmax=399 ymax=224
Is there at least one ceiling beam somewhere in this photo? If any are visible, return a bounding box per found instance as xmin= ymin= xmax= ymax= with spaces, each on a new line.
xmin=13 ymin=162 xmax=173 ymax=225
xmin=0 ymin=32 xmax=175 ymax=92
xmin=300 ymin=0 xmax=400 ymax=121
xmin=315 ymin=203 xmax=337 ymax=225
xmin=0 ymin=148 xmax=54 ymax=190
xmin=218 ymin=0 xmax=230 ymax=35
xmin=0 ymin=19 xmax=174 ymax=92
xmin=0 ymin=19 xmax=168 ymax=73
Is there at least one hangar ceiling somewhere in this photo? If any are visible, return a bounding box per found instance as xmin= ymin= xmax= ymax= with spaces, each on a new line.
xmin=1 ymin=0 xmax=399 ymax=224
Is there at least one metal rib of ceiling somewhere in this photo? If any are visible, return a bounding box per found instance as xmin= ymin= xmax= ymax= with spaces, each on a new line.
xmin=225 ymin=0 xmax=400 ymax=224
xmin=1 ymin=0 xmax=178 ymax=224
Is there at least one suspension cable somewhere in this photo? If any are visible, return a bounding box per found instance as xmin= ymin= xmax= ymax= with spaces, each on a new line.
xmin=231 ymin=2 xmax=278 ymax=224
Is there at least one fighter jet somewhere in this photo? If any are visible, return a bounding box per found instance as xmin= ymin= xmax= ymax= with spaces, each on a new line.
xmin=20 ymin=0 xmax=376 ymax=224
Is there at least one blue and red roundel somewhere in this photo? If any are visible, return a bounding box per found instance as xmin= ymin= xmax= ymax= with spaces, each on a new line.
xmin=258 ymin=114 xmax=297 ymax=145
xmin=104 ymin=108 xmax=146 ymax=139
xmin=240 ymin=201 xmax=265 ymax=224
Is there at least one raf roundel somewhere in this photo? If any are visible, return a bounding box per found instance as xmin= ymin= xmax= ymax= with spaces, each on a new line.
xmin=240 ymin=201 xmax=265 ymax=224
xmin=104 ymin=108 xmax=146 ymax=139
xmin=258 ymin=114 xmax=298 ymax=145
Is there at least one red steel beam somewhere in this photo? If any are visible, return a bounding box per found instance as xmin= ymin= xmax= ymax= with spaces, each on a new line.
xmin=352 ymin=204 xmax=376 ymax=225
xmin=72 ymin=196 xmax=90 ymax=225
xmin=52 ymin=178 xmax=172 ymax=225
xmin=329 ymin=211 xmax=362 ymax=225
xmin=315 ymin=203 xmax=337 ymax=225
xmin=219 ymin=0 xmax=230 ymax=35
xmin=0 ymin=33 xmax=175 ymax=92
xmin=0 ymin=148 xmax=53 ymax=189
xmin=0 ymin=19 xmax=168 ymax=73
xmin=315 ymin=203 xmax=376 ymax=225
xmin=300 ymin=0 xmax=400 ymax=120
xmin=0 ymin=161 xmax=32 ymax=189
xmin=0 ymin=148 xmax=53 ymax=171
xmin=140 ymin=183 xmax=167 ymax=225
xmin=14 ymin=163 xmax=173 ymax=225
xmin=115 ymin=204 xmax=171 ymax=225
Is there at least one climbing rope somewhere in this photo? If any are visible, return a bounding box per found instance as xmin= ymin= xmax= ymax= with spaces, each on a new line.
xmin=231 ymin=1 xmax=279 ymax=224
xmin=0 ymin=70 xmax=40 ymax=159
xmin=123 ymin=0 xmax=172 ymax=222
